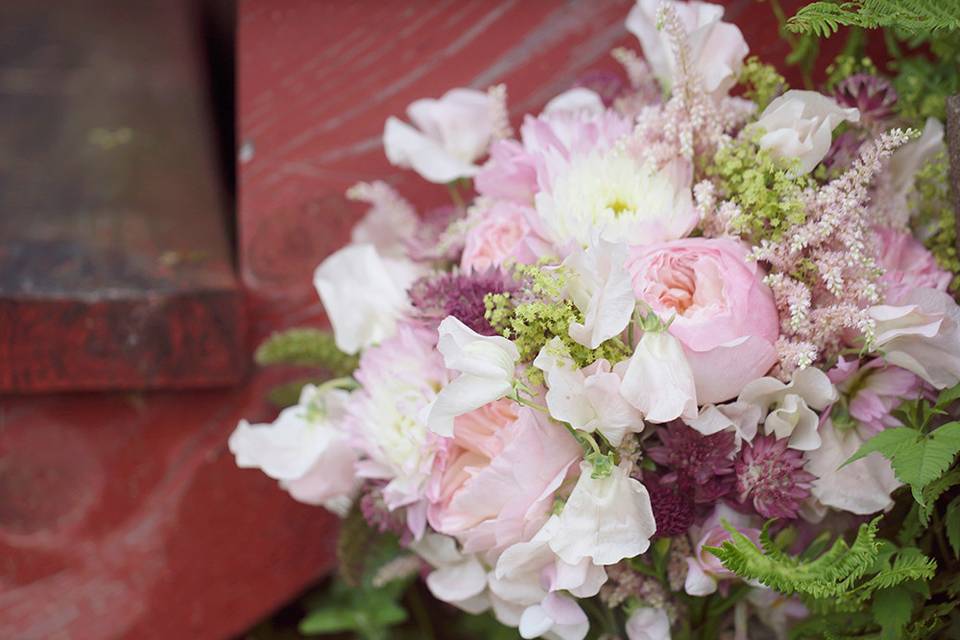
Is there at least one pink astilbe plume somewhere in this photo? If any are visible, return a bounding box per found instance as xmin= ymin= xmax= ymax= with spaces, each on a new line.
xmin=628 ymin=3 xmax=754 ymax=168
xmin=752 ymin=128 xmax=916 ymax=375
xmin=735 ymin=434 xmax=815 ymax=519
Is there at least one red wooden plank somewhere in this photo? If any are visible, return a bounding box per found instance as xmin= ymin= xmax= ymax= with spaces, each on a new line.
xmin=0 ymin=0 xmax=244 ymax=392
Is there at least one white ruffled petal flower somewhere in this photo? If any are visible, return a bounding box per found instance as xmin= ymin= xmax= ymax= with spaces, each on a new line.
xmin=621 ymin=330 xmax=698 ymax=423
xmin=685 ymin=401 xmax=760 ymax=449
xmin=738 ymin=367 xmax=837 ymax=450
xmin=427 ymin=316 xmax=520 ymax=436
xmin=870 ymin=287 xmax=960 ymax=389
xmin=534 ymin=338 xmax=644 ymax=446
xmin=748 ymin=90 xmax=860 ymax=174
xmin=229 ymin=384 xmax=358 ymax=511
xmin=491 ymin=517 xmax=605 ymax=640
xmin=313 ymin=243 xmax=422 ymax=354
xmin=626 ymin=0 xmax=748 ymax=97
xmin=564 ymin=241 xmax=636 ymax=349
xmin=807 ymin=419 xmax=901 ymax=514
xmin=411 ymin=533 xmax=491 ymax=614
xmin=384 ymin=88 xmax=496 ymax=183
xmin=548 ymin=462 xmax=656 ymax=566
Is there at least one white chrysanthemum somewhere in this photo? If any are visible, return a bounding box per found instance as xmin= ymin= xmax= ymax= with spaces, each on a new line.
xmin=534 ymin=151 xmax=696 ymax=248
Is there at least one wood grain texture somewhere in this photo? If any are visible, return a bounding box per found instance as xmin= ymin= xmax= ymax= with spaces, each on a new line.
xmin=237 ymin=0 xmax=829 ymax=331
xmin=0 ymin=0 xmax=244 ymax=392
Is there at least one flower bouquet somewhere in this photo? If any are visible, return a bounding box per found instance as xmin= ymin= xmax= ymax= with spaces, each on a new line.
xmin=231 ymin=1 xmax=960 ymax=638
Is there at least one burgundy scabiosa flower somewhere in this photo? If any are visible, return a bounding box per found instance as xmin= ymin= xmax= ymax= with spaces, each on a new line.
xmin=735 ymin=434 xmax=815 ymax=519
xmin=646 ymin=422 xmax=736 ymax=503
xmin=408 ymin=268 xmax=517 ymax=335
xmin=833 ymin=73 xmax=897 ymax=127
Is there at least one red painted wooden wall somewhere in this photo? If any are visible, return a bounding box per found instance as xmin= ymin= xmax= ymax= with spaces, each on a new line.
xmin=2 ymin=1 xmax=828 ymax=638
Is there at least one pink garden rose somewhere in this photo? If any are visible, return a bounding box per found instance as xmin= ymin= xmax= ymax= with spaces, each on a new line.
xmin=626 ymin=238 xmax=780 ymax=404
xmin=461 ymin=201 xmax=545 ymax=271
xmin=875 ymin=226 xmax=951 ymax=305
xmin=427 ymin=401 xmax=581 ymax=556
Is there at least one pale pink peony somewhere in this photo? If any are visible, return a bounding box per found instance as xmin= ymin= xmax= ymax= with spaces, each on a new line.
xmin=828 ymin=356 xmax=922 ymax=436
xmin=875 ymin=226 xmax=951 ymax=305
xmin=460 ymin=201 xmax=546 ymax=271
xmin=427 ymin=402 xmax=581 ymax=556
xmin=626 ymin=238 xmax=780 ymax=404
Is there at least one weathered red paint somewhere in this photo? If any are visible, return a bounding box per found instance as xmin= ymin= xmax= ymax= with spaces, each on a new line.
xmin=3 ymin=1 xmax=854 ymax=638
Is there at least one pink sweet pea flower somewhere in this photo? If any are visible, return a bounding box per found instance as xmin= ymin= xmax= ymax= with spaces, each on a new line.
xmin=875 ymin=226 xmax=951 ymax=305
xmin=627 ymin=238 xmax=780 ymax=404
xmin=828 ymin=356 xmax=922 ymax=436
xmin=427 ymin=402 xmax=582 ymax=556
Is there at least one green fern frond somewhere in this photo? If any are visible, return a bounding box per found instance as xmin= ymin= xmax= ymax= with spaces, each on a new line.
xmin=788 ymin=0 xmax=960 ymax=37
xmin=858 ymin=553 xmax=936 ymax=592
xmin=705 ymin=519 xmax=882 ymax=598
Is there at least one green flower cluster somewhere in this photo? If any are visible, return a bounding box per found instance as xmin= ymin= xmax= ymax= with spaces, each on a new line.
xmin=484 ymin=264 xmax=631 ymax=386
xmin=708 ymin=134 xmax=812 ymax=243
xmin=911 ymin=153 xmax=960 ymax=291
xmin=738 ymin=56 xmax=786 ymax=111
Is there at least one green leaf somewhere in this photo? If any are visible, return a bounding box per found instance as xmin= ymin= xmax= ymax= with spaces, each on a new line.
xmin=843 ymin=423 xmax=960 ymax=503
xmin=841 ymin=427 xmax=917 ymax=468
xmin=255 ymin=328 xmax=359 ymax=374
xmin=946 ymin=496 xmax=960 ymax=559
xmin=935 ymin=380 xmax=960 ymax=408
xmin=266 ymin=377 xmax=327 ymax=408
xmin=919 ymin=467 xmax=960 ymax=525
xmin=872 ymin=587 xmax=913 ymax=640
xmin=299 ymin=598 xmax=407 ymax=636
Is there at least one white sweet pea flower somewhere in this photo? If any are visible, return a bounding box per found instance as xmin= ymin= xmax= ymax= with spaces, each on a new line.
xmin=412 ymin=533 xmax=490 ymax=614
xmin=738 ymin=367 xmax=837 ymax=450
xmin=313 ymin=243 xmax=422 ymax=354
xmin=427 ymin=316 xmax=520 ymax=436
xmin=564 ymin=240 xmax=636 ymax=349
xmin=748 ymin=90 xmax=860 ymax=174
xmin=626 ymin=0 xmax=749 ymax=96
xmin=519 ymin=593 xmax=589 ymax=640
xmin=492 ymin=517 xmax=606 ymax=640
xmin=870 ymin=287 xmax=960 ymax=389
xmin=229 ymin=384 xmax=358 ymax=512
xmin=685 ymin=401 xmax=761 ymax=449
xmin=888 ymin=117 xmax=944 ymax=200
xmin=626 ymin=606 xmax=671 ymax=640
xmin=548 ymin=461 xmax=656 ymax=566
xmin=383 ymin=88 xmax=496 ymax=183
xmin=534 ymin=338 xmax=644 ymax=446
xmin=807 ymin=418 xmax=900 ymax=514
xmin=620 ymin=326 xmax=698 ymax=423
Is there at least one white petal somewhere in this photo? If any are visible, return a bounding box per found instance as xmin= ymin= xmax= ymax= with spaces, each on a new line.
xmin=425 ymin=556 xmax=488 ymax=604
xmin=549 ymin=462 xmax=656 ymax=565
xmin=621 ymin=331 xmax=698 ymax=423
xmin=565 ymin=241 xmax=635 ymax=349
xmin=313 ymin=244 xmax=420 ymax=354
xmin=808 ymin=420 xmax=900 ymax=514
xmin=383 ymin=116 xmax=480 ymax=183
xmin=626 ymin=606 xmax=672 ymax=640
